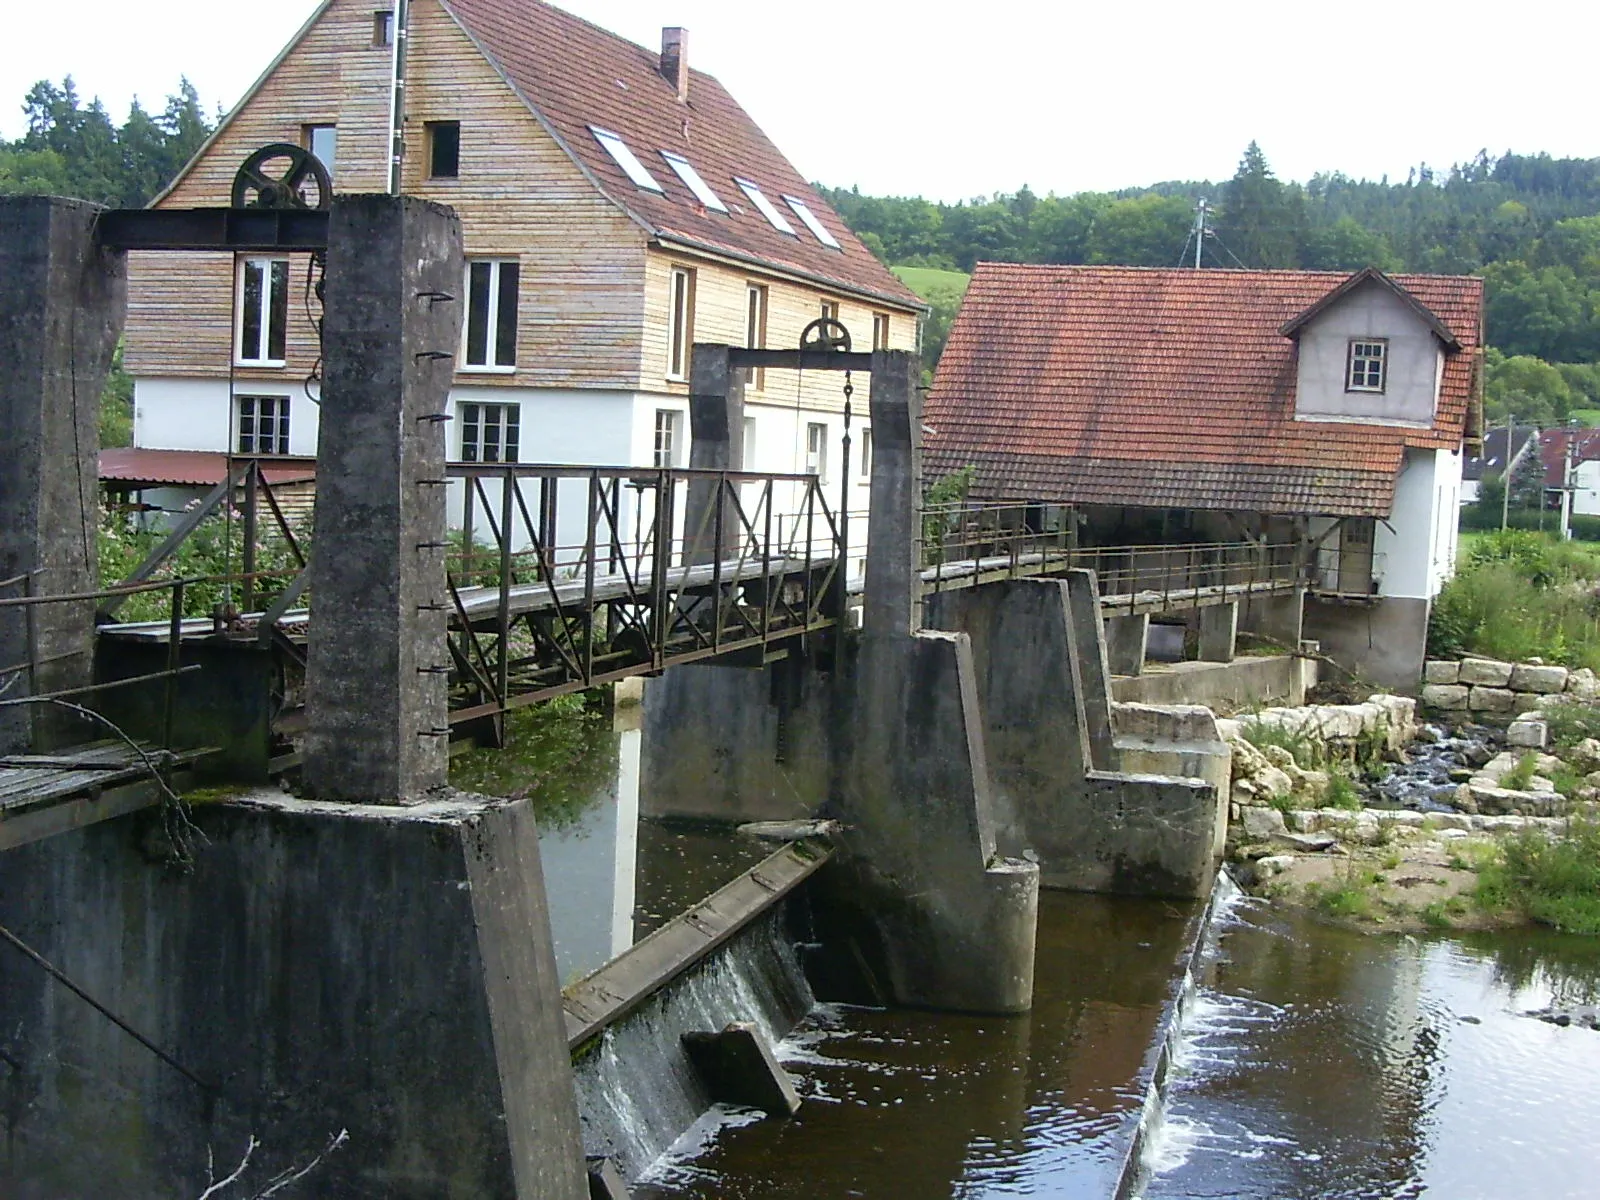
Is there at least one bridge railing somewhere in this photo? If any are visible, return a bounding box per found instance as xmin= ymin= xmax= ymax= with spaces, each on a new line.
xmin=444 ymin=463 xmax=844 ymax=719
xmin=918 ymin=503 xmax=1306 ymax=609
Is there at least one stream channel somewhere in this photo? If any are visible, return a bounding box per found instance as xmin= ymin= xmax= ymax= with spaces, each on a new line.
xmin=487 ymin=702 xmax=1600 ymax=1198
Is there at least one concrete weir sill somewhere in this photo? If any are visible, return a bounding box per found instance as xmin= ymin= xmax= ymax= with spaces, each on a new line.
xmin=563 ymin=838 xmax=833 ymax=1052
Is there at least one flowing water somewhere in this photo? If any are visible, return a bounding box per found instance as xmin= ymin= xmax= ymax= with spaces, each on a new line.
xmin=1137 ymin=884 xmax=1600 ymax=1200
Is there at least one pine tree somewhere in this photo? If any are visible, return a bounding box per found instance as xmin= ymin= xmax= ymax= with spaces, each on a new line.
xmin=1215 ymin=142 xmax=1304 ymax=269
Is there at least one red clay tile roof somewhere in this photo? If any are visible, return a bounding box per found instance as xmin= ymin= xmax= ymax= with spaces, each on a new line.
xmin=439 ymin=0 xmax=921 ymax=311
xmin=99 ymin=449 xmax=316 ymax=489
xmin=1538 ymin=428 xmax=1600 ymax=487
xmin=924 ymin=265 xmax=1484 ymax=518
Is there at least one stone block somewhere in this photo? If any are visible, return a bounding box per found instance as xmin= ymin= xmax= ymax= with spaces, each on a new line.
xmin=1255 ymin=855 xmax=1296 ymax=878
xmin=1507 ymin=719 xmax=1549 ymax=749
xmin=1430 ymin=812 xmax=1473 ymax=832
xmin=1241 ymin=805 xmax=1287 ymax=838
xmin=1421 ymin=684 xmax=1469 ymax=710
xmin=682 ymin=1022 xmax=802 ymax=1117
xmin=1468 ymin=686 xmax=1516 ymax=713
xmin=1286 ymin=810 xmax=1320 ymax=833
xmin=1423 ymin=660 xmax=1461 ymax=684
xmin=1459 ymin=658 xmax=1514 ymax=687
xmin=1566 ymin=667 xmax=1600 ymax=700
xmin=1509 ymin=664 xmax=1569 ymax=694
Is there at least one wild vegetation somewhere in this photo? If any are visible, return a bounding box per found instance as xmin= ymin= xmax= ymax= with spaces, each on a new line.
xmin=1477 ymin=819 xmax=1600 ymax=935
xmin=1428 ymin=529 xmax=1600 ymax=669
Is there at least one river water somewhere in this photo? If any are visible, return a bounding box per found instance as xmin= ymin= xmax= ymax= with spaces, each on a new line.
xmin=470 ymin=703 xmax=1600 ymax=1198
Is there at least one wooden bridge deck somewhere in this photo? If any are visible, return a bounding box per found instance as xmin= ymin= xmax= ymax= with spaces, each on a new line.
xmin=0 ymin=741 xmax=210 ymax=851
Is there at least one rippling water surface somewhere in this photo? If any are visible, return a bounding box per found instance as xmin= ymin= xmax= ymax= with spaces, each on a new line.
xmin=1140 ymin=896 xmax=1600 ymax=1200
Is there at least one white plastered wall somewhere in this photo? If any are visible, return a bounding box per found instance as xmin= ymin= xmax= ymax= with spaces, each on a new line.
xmin=1375 ymin=447 xmax=1460 ymax=600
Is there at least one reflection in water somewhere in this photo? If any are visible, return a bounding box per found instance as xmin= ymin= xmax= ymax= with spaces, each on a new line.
xmin=1142 ymin=897 xmax=1600 ymax=1200
xmin=636 ymin=892 xmax=1198 ymax=1199
xmin=449 ymin=699 xmax=769 ymax=983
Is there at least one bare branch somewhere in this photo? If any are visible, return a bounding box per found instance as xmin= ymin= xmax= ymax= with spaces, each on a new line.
xmin=196 ymin=1136 xmax=257 ymax=1200
xmin=251 ymin=1129 xmax=349 ymax=1198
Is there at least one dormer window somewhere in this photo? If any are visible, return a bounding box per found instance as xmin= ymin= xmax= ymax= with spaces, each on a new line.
xmin=1347 ymin=339 xmax=1387 ymax=393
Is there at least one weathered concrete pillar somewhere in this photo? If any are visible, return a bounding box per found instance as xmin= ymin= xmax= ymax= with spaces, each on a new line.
xmin=1240 ymin=587 xmax=1305 ymax=651
xmin=0 ymin=197 xmax=124 ymax=752
xmin=1198 ymin=600 xmax=1239 ymax=663
xmin=1063 ymin=569 xmax=1118 ymax=771
xmin=823 ymin=349 xmax=1038 ymax=1013
xmin=1104 ymin=612 xmax=1150 ymax=677
xmin=683 ymin=343 xmax=744 ymax=565
xmin=304 ymin=195 xmax=462 ymax=802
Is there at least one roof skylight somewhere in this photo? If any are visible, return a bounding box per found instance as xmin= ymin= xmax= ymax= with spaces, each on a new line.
xmin=783 ymin=196 xmax=841 ymax=249
xmin=661 ymin=151 xmax=728 ymax=212
xmin=735 ymin=178 xmax=796 ymax=236
xmin=590 ymin=126 xmax=663 ymax=192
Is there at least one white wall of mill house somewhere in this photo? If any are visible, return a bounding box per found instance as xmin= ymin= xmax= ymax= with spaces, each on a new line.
xmin=1375 ymin=446 xmax=1461 ymax=600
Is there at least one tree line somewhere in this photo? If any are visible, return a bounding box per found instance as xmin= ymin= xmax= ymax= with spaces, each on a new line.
xmin=822 ymin=143 xmax=1600 ymax=421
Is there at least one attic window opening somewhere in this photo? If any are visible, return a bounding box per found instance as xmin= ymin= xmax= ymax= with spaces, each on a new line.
xmin=1347 ymin=338 xmax=1387 ymax=393
xmin=735 ymin=178 xmax=796 ymax=236
xmin=373 ymin=10 xmax=394 ymax=47
xmin=590 ymin=127 xmax=664 ymax=192
xmin=783 ymin=195 xmax=841 ymax=249
xmin=427 ymin=121 xmax=460 ymax=179
xmin=660 ymin=151 xmax=727 ymax=212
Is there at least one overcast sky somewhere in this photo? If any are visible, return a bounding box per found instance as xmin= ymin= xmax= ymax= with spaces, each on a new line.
xmin=7 ymin=0 xmax=1596 ymax=202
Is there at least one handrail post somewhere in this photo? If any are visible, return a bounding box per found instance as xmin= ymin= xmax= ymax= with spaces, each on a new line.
xmin=711 ymin=474 xmax=725 ymax=651
xmin=583 ymin=471 xmax=599 ymax=685
xmin=163 ymin=579 xmax=184 ymax=752
xmin=497 ymin=465 xmax=514 ymax=721
xmin=242 ymin=461 xmax=259 ymax=613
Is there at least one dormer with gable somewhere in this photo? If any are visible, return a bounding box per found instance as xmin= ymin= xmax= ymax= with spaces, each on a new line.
xmin=1282 ymin=267 xmax=1462 ymax=428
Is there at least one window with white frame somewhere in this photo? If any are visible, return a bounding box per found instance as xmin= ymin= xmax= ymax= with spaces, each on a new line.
xmin=667 ymin=266 xmax=695 ymax=380
xmin=660 ymin=151 xmax=727 ymax=212
xmin=805 ymin=421 xmax=828 ymax=481
xmin=783 ymin=195 xmax=842 ymax=249
xmin=654 ymin=409 xmax=681 ymax=468
xmin=237 ymin=395 xmax=290 ymax=455
xmin=303 ymin=124 xmax=337 ymax=173
xmin=859 ymin=427 xmax=872 ymax=480
xmin=463 ymin=259 xmax=518 ymax=370
xmin=735 ymin=178 xmax=796 ymax=235
xmin=235 ymin=258 xmax=289 ymax=366
xmin=742 ymin=415 xmax=757 ymax=468
xmin=459 ymin=402 xmax=520 ymax=463
xmin=745 ymin=283 xmax=767 ymax=389
xmin=1347 ymin=338 xmax=1387 ymax=393
xmin=591 ymin=127 xmax=664 ymax=192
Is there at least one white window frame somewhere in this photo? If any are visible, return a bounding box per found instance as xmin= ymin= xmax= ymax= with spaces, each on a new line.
xmin=236 ymin=394 xmax=291 ymax=455
xmin=872 ymin=312 xmax=891 ymax=351
xmin=783 ymin=195 xmax=842 ymax=249
xmin=234 ymin=257 xmax=290 ymax=367
xmin=461 ymin=259 xmax=519 ymax=372
xmin=667 ymin=266 xmax=695 ymax=381
xmin=735 ymin=178 xmax=796 ymax=235
xmin=303 ymin=123 xmax=336 ymax=174
xmin=458 ymin=401 xmax=520 ymax=463
xmin=1347 ymin=338 xmax=1388 ymax=393
xmin=654 ymin=408 xmax=682 ymax=469
xmin=591 ymin=126 xmax=664 ymax=192
xmin=745 ymin=283 xmax=768 ymax=390
xmin=805 ymin=421 xmax=828 ymax=483
xmin=742 ymin=415 xmax=758 ymax=469
xmin=660 ymin=151 xmax=728 ymax=212
xmin=858 ymin=426 xmax=872 ymax=480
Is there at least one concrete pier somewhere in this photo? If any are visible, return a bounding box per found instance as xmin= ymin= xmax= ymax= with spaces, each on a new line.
xmin=0 ymin=197 xmax=125 ymax=752
xmin=1240 ymin=587 xmax=1305 ymax=651
xmin=303 ymin=194 xmax=462 ymax=803
xmin=1105 ymin=612 xmax=1150 ymax=677
xmin=1198 ymin=600 xmax=1239 ymax=663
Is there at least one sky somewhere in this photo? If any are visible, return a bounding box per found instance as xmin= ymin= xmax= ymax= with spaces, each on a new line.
xmin=6 ymin=0 xmax=1598 ymax=203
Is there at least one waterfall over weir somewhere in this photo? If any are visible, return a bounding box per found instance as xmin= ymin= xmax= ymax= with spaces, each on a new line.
xmin=572 ymin=908 xmax=815 ymax=1182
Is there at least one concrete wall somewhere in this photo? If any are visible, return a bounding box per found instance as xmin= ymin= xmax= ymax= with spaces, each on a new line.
xmin=1293 ymin=282 xmax=1443 ymax=426
xmin=1110 ymin=654 xmax=1311 ymax=710
xmin=0 ymin=794 xmax=586 ymax=1200
xmin=1304 ymin=594 xmax=1431 ymax=690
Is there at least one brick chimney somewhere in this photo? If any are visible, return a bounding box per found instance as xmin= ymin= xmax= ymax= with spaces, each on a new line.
xmin=660 ymin=27 xmax=688 ymax=102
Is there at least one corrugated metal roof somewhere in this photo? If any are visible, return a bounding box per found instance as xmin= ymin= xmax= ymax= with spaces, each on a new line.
xmin=99 ymin=448 xmax=316 ymax=488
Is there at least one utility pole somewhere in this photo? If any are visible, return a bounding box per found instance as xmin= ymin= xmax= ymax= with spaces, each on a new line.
xmin=1192 ymin=199 xmax=1208 ymax=269
xmin=1501 ymin=412 xmax=1515 ymax=532
xmin=1561 ymin=423 xmax=1577 ymax=540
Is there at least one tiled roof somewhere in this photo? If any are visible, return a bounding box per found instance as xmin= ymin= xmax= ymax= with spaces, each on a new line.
xmin=924 ymin=265 xmax=1484 ymax=518
xmin=1465 ymin=424 xmax=1539 ymax=482
xmin=439 ymin=0 xmax=921 ymax=311
xmin=99 ymin=449 xmax=317 ymax=489
xmin=1538 ymin=428 xmax=1600 ymax=487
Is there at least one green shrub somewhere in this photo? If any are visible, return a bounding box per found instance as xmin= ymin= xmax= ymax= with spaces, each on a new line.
xmin=1501 ymin=752 xmax=1541 ymax=792
xmin=1239 ymin=719 xmax=1325 ymax=769
xmin=1543 ymin=703 xmax=1600 ymax=750
xmin=1476 ymin=819 xmax=1600 ymax=934
xmin=1324 ymin=769 xmax=1362 ymax=811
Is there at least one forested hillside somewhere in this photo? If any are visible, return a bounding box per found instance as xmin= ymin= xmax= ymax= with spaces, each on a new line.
xmin=5 ymin=76 xmax=1597 ymax=430
xmin=823 ymin=143 xmax=1600 ymax=424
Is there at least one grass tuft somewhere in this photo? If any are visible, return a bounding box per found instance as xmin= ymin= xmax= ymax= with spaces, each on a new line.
xmin=1476 ymin=819 xmax=1600 ymax=934
xmin=1501 ymin=752 xmax=1541 ymax=793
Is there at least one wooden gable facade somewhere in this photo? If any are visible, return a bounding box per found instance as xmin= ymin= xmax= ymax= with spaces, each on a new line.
xmin=124 ymin=0 xmax=923 ymax=447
